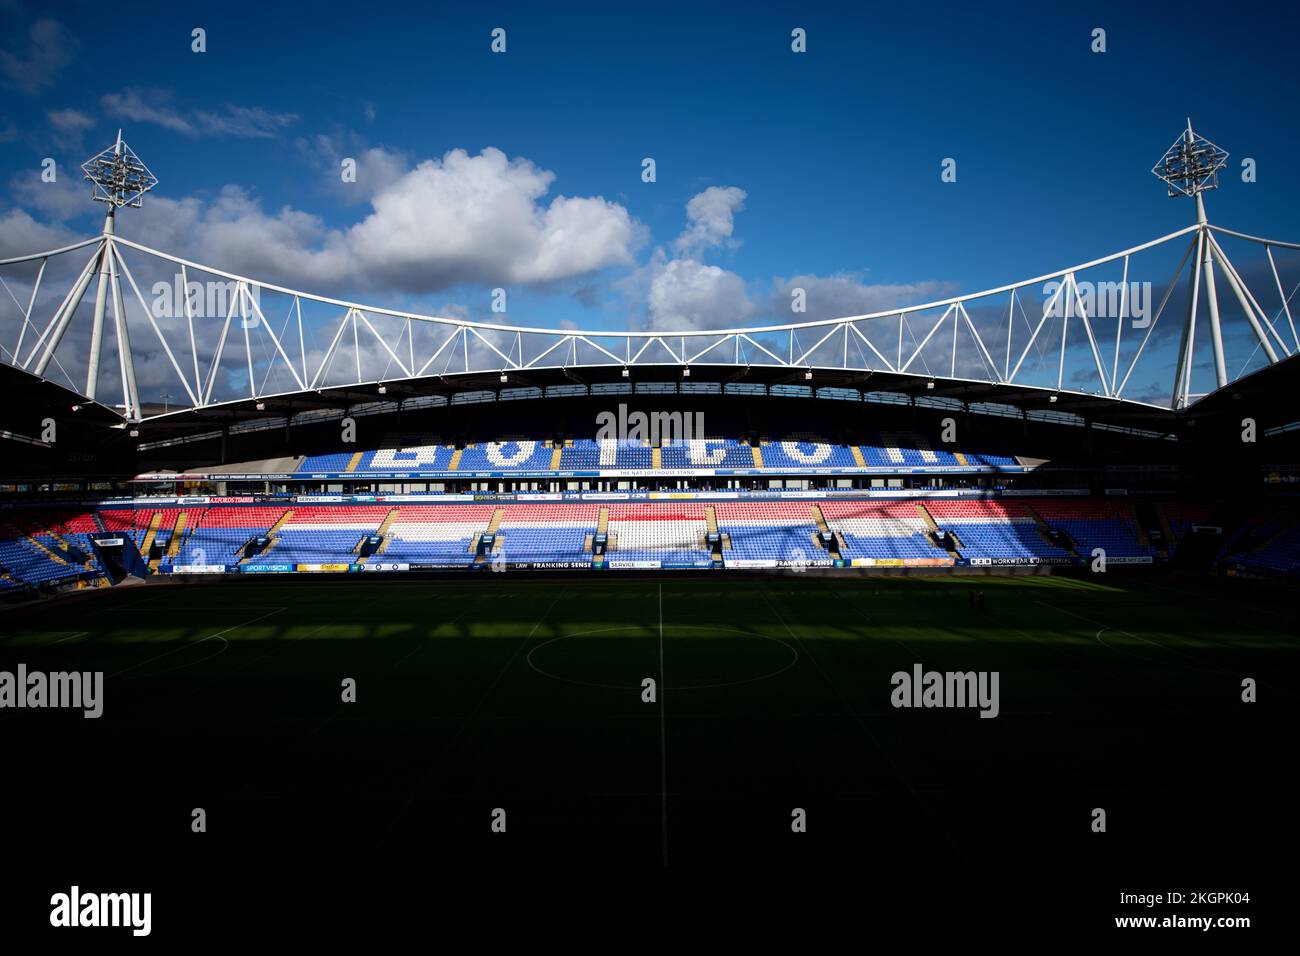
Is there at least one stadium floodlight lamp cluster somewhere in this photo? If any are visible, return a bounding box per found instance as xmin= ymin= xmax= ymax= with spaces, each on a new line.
xmin=80 ymin=130 xmax=158 ymax=209
xmin=1152 ymin=119 xmax=1229 ymax=199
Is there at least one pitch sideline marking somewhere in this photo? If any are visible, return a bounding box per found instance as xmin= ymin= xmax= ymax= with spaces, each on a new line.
xmin=0 ymin=629 xmax=87 ymax=647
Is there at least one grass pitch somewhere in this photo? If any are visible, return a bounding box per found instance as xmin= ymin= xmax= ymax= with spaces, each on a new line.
xmin=1 ymin=572 xmax=1293 ymax=905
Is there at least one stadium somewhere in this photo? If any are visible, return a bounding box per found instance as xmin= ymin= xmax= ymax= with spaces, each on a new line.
xmin=0 ymin=6 xmax=1295 ymax=935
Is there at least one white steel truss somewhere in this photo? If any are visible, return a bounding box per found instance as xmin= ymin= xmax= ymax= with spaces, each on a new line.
xmin=2 ymin=217 xmax=1298 ymax=422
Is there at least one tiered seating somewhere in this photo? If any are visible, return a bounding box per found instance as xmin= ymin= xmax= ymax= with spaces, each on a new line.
xmin=716 ymin=502 xmax=818 ymax=564
xmin=0 ymin=537 xmax=78 ymax=588
xmin=101 ymin=508 xmax=179 ymax=548
xmin=1218 ymin=510 xmax=1299 ymax=575
xmin=171 ymin=507 xmax=279 ymax=566
xmin=965 ymin=450 xmax=1017 ymax=467
xmin=34 ymin=531 xmax=97 ymax=566
xmin=820 ymin=500 xmax=943 ymax=560
xmin=5 ymin=495 xmax=1248 ymax=592
xmin=0 ymin=510 xmax=103 ymax=588
xmin=925 ymin=500 xmax=1068 ymax=561
xmin=299 ymin=451 xmax=357 ymax=472
xmin=1225 ymin=518 xmax=1300 ymax=575
xmin=0 ymin=532 xmax=75 ymax=587
xmin=559 ymin=439 xmax=600 ymax=469
xmin=496 ymin=504 xmax=600 ymax=564
xmin=272 ymin=506 xmax=390 ymax=564
xmin=1217 ymin=512 xmax=1274 ymax=563
xmin=659 ymin=439 xmax=753 ymax=469
xmin=27 ymin=511 xmax=99 ymax=535
xmin=862 ymin=431 xmax=959 ymax=468
xmin=456 ymin=441 xmax=552 ymax=472
xmin=359 ymin=444 xmax=445 ymax=471
xmin=380 ymin=505 xmax=495 ymax=565
xmin=607 ymin=503 xmax=710 ymax=564
xmin=760 ymin=440 xmax=856 ymax=470
xmin=1163 ymin=502 xmax=1212 ymax=553
xmin=1033 ymin=500 xmax=1154 ymax=558
xmin=19 ymin=512 xmax=102 ymax=572
xmin=293 ymin=431 xmax=1022 ymax=474
xmin=558 ymin=439 xmax=653 ymax=469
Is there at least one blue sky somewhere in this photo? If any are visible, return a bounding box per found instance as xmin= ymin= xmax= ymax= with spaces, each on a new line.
xmin=1 ymin=0 xmax=1297 ymax=405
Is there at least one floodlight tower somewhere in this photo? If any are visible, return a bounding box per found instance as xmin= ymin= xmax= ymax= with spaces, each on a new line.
xmin=1152 ymin=120 xmax=1230 ymax=407
xmin=1152 ymin=120 xmax=1281 ymax=408
xmin=1154 ymin=121 xmax=1284 ymax=408
xmin=78 ymin=130 xmax=158 ymax=418
xmin=1152 ymin=119 xmax=1228 ymax=219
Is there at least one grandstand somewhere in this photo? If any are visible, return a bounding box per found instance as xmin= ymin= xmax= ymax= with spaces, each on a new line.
xmin=288 ymin=432 xmax=1029 ymax=478
xmin=1 ymin=365 xmax=1297 ymax=590
xmin=820 ymin=499 xmax=949 ymax=564
xmin=1 ymin=484 xmax=1294 ymax=591
xmin=716 ymin=502 xmax=827 ymax=567
xmin=497 ymin=503 xmax=600 ymax=566
xmin=371 ymin=505 xmax=496 ymax=567
xmin=606 ymin=502 xmax=712 ymax=567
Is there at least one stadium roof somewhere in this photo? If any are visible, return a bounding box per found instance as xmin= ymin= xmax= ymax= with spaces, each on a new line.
xmin=9 ymin=350 xmax=1300 ymax=448
xmin=4 ymin=125 xmax=1298 ymax=431
xmin=107 ymin=364 xmax=1190 ymax=441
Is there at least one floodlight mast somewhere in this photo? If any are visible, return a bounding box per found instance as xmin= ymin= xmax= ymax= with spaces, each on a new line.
xmin=1154 ymin=120 xmax=1277 ymax=407
xmin=74 ymin=130 xmax=158 ymax=418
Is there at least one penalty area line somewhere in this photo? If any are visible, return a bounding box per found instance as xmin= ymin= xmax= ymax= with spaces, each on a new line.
xmin=108 ymin=606 xmax=288 ymax=679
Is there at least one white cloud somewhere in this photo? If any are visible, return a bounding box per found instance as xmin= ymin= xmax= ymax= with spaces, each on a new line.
xmin=6 ymin=167 xmax=90 ymax=222
xmin=0 ymin=19 xmax=78 ymax=94
xmin=607 ymin=186 xmax=751 ymax=332
xmin=770 ymin=273 xmax=959 ymax=322
xmin=124 ymin=186 xmax=347 ymax=286
xmin=297 ymin=132 xmax=410 ymax=204
xmin=191 ymin=104 xmax=299 ymax=139
xmin=47 ymin=108 xmax=95 ymax=150
xmin=332 ymin=147 xmax=639 ymax=291
xmin=107 ymin=147 xmax=640 ymax=297
xmin=623 ymin=187 xmax=955 ymax=334
xmin=611 ymin=186 xmax=756 ymax=331
xmin=101 ymin=88 xmax=298 ymax=138
xmin=0 ymin=207 xmax=81 ymax=259
xmin=674 ymin=185 xmax=746 ymax=254
xmin=646 ymin=255 xmax=755 ymax=331
xmin=100 ymin=89 xmax=191 ymax=134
